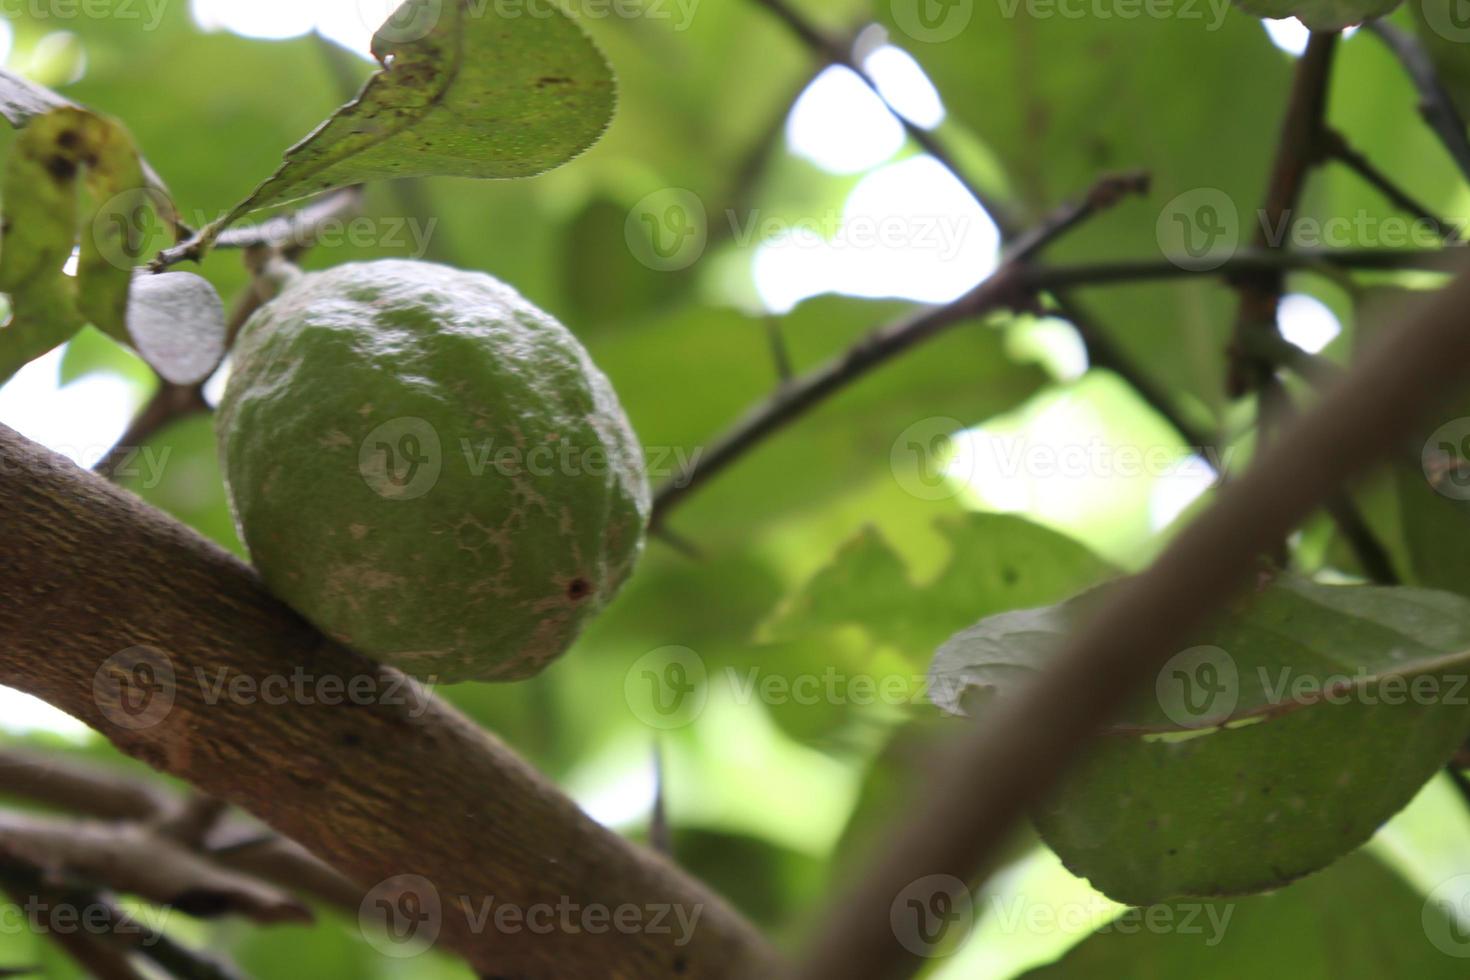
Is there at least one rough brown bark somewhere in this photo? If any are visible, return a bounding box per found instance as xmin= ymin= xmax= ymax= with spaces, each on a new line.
xmin=0 ymin=426 xmax=779 ymax=979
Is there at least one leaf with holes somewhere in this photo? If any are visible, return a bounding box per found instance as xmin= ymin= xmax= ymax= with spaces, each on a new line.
xmin=930 ymin=575 xmax=1470 ymax=904
xmin=193 ymin=0 xmax=614 ymax=251
xmin=0 ymin=106 xmax=176 ymax=384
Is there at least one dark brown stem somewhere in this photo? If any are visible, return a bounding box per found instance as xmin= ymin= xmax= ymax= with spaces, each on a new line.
xmin=1322 ymin=129 xmax=1459 ymax=241
xmin=1369 ymin=22 xmax=1470 ymax=184
xmin=796 ymin=261 xmax=1470 ymax=980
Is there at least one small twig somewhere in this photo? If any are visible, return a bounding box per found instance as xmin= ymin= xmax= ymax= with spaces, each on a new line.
xmin=0 ymin=749 xmax=171 ymax=821
xmin=151 ymin=188 xmax=362 ymax=272
xmin=0 ymin=811 xmax=312 ymax=925
xmin=92 ymin=382 xmax=208 ymax=480
xmin=649 ymin=742 xmax=672 ymax=857
xmin=1370 ymin=21 xmax=1470 ymax=185
xmin=1322 ymin=129 xmax=1460 ymax=242
xmin=764 ymin=316 xmax=794 ymax=384
xmin=211 ymin=188 xmax=363 ymax=254
xmin=650 ymin=173 xmax=1149 ymax=528
xmin=155 ymin=796 xmax=229 ymax=850
xmin=0 ymin=860 xmax=245 ymax=980
xmin=0 ymin=749 xmax=360 ymax=915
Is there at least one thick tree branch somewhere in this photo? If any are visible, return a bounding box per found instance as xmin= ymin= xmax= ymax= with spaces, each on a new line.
xmin=796 ymin=262 xmax=1470 ymax=979
xmin=0 ymin=430 xmax=779 ymax=978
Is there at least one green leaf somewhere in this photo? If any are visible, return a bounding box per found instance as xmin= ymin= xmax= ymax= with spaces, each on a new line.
xmin=764 ymin=513 xmax=1115 ymax=660
xmin=930 ymin=575 xmax=1470 ymax=903
xmin=1232 ymin=0 xmax=1401 ymax=31
xmin=1021 ymin=851 xmax=1468 ymax=979
xmin=207 ymin=0 xmax=615 ymax=233
xmin=0 ymin=106 xmax=162 ymax=384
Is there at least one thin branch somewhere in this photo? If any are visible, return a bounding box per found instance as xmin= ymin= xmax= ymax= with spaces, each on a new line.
xmin=0 ymin=860 xmax=245 ymax=980
xmin=796 ymin=261 xmax=1470 ymax=980
xmin=92 ymin=382 xmax=208 ymax=480
xmin=1322 ymin=129 xmax=1459 ymax=241
xmin=151 ymin=189 xmax=362 ymax=272
xmin=210 ymin=189 xmax=363 ymax=254
xmin=650 ymin=172 xmax=1150 ymax=528
xmin=1370 ymin=21 xmax=1470 ymax=184
xmin=650 ymin=240 xmax=1454 ymax=526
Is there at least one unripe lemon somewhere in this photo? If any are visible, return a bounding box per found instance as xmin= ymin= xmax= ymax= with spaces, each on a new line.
xmin=217 ymin=260 xmax=649 ymax=682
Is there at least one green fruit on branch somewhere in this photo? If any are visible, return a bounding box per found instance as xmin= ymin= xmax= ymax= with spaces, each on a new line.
xmin=217 ymin=260 xmax=649 ymax=683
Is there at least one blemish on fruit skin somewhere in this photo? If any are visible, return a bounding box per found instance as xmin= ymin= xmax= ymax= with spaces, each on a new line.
xmin=349 ymin=524 xmax=370 ymax=540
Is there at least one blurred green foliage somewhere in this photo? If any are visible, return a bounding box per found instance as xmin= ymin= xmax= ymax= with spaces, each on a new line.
xmin=4 ymin=1 xmax=1470 ymax=976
